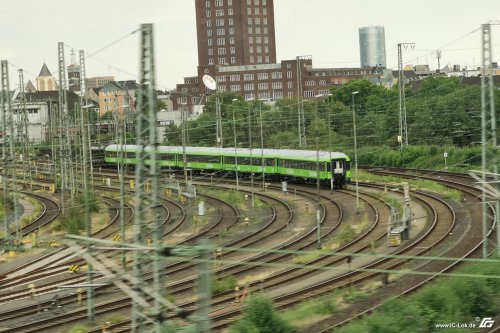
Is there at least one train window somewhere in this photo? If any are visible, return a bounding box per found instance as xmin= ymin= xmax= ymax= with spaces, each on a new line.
xmin=186 ymin=155 xmax=220 ymax=163
xmin=160 ymin=154 xmax=175 ymax=161
xmin=105 ymin=151 xmax=117 ymax=158
xmin=225 ymin=156 xmax=275 ymax=166
xmin=279 ymin=159 xmax=321 ymax=171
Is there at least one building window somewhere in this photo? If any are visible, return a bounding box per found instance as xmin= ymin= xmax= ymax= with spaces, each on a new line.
xmin=254 ymin=0 xmax=259 ymax=4
xmin=257 ymin=72 xmax=268 ymax=80
xmin=209 ymin=58 xmax=214 ymax=64
xmin=258 ymin=92 xmax=270 ymax=99
xmin=244 ymin=83 xmax=254 ymax=91
xmin=263 ymin=18 xmax=267 ymax=25
xmin=206 ymin=1 xmax=210 ymax=7
xmin=217 ymin=38 xmax=226 ymax=45
xmin=208 ymin=48 xmax=213 ymax=55
xmin=216 ymin=75 xmax=227 ymax=82
xmin=271 ymin=72 xmax=282 ymax=79
xmin=247 ymin=8 xmax=251 ymax=15
xmin=228 ymin=8 xmax=233 ymax=15
xmin=208 ymin=39 xmax=213 ymax=46
xmin=218 ymin=48 xmax=226 ymax=55
xmin=231 ymin=57 xmax=236 ymax=64
xmin=248 ymin=18 xmax=252 ymax=25
xmin=245 ymin=93 xmax=255 ymax=100
xmin=319 ymin=80 xmax=327 ymax=85
xmin=254 ymin=7 xmax=260 ymax=15
xmin=207 ymin=29 xmax=212 ymax=36
xmin=215 ymin=0 xmax=223 ymax=6
xmin=247 ymin=0 xmax=251 ymax=4
xmin=249 ymin=46 xmax=254 ymax=53
xmin=305 ymin=80 xmax=315 ymax=86
xmin=272 ymin=82 xmax=283 ymax=89
xmin=273 ymin=91 xmax=283 ymax=99
xmin=264 ymin=37 xmax=268 ymax=43
xmin=230 ymin=74 xmax=240 ymax=81
xmin=263 ymin=27 xmax=268 ymax=34
xmin=257 ymin=55 xmax=262 ymax=63
xmin=218 ymin=58 xmax=227 ymax=64
xmin=230 ymin=84 xmax=241 ymax=92
xmin=244 ymin=73 xmax=254 ymax=80
xmin=256 ymin=46 xmax=262 ymax=53
xmin=255 ymin=17 xmax=260 ymax=25
xmin=230 ymin=47 xmax=235 ymax=54
xmin=229 ymin=18 xmax=234 ymax=25
xmin=207 ymin=20 xmax=212 ymax=27
xmin=250 ymin=56 xmax=254 ymax=63
xmin=263 ymin=8 xmax=267 ymax=15
xmin=228 ymin=0 xmax=232 ymax=5
xmin=304 ymin=91 xmax=315 ymax=98
xmin=258 ymin=82 xmax=268 ymax=90
xmin=206 ymin=10 xmax=211 ymax=17
xmin=215 ymin=9 xmax=224 ymax=16
xmin=229 ymin=37 xmax=235 ymax=44
xmin=248 ymin=37 xmax=253 ymax=44
xmin=287 ymin=81 xmax=293 ymax=89
xmin=263 ymin=0 xmax=267 ymax=4
xmin=217 ymin=28 xmax=225 ymax=35
xmin=218 ymin=85 xmax=227 ymax=92
xmin=216 ymin=19 xmax=224 ymax=26
xmin=248 ymin=26 xmax=253 ymax=34
xmin=256 ymin=36 xmax=261 ymax=43
xmin=255 ymin=27 xmax=261 ymax=34
xmin=287 ymin=71 xmax=292 ymax=78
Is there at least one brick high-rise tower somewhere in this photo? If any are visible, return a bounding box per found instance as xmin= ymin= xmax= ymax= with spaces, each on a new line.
xmin=195 ymin=0 xmax=276 ymax=67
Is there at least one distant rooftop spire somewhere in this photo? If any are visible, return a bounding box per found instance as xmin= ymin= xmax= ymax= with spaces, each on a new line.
xmin=25 ymin=80 xmax=37 ymax=93
xmin=38 ymin=63 xmax=52 ymax=77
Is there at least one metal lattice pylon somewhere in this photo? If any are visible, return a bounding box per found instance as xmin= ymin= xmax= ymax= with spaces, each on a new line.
xmin=132 ymin=23 xmax=164 ymax=333
xmin=1 ymin=60 xmax=19 ymax=247
xmin=17 ymin=69 xmax=31 ymax=186
xmin=57 ymin=42 xmax=76 ymax=208
xmin=479 ymin=24 xmax=500 ymax=257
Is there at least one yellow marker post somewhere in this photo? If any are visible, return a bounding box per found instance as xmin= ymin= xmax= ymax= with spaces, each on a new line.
xmin=28 ymin=283 xmax=36 ymax=298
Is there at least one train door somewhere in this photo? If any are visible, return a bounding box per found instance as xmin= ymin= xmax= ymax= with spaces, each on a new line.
xmin=331 ymin=159 xmax=346 ymax=188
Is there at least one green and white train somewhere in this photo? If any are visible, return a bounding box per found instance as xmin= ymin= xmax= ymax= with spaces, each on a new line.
xmin=104 ymin=145 xmax=351 ymax=188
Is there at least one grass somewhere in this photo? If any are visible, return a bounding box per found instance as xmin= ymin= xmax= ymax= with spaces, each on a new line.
xmin=357 ymin=170 xmax=462 ymax=201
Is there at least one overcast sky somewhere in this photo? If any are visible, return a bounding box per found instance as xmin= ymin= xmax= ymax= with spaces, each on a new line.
xmin=1 ymin=0 xmax=499 ymax=91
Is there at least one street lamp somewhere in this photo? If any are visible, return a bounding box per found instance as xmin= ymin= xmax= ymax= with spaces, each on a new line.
xmin=352 ymin=91 xmax=359 ymax=212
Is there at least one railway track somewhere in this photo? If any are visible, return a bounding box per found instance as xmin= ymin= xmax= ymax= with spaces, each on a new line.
xmin=2 ymin=168 xmax=491 ymax=332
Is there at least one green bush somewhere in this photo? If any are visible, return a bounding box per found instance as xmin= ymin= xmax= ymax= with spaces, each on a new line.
xmin=230 ymin=294 xmax=294 ymax=333
xmin=212 ymin=275 xmax=238 ymax=294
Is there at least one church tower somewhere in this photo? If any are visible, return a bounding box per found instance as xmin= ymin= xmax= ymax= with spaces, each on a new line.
xmin=36 ymin=63 xmax=58 ymax=91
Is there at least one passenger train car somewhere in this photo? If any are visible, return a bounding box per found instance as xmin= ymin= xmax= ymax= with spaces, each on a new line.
xmin=104 ymin=145 xmax=351 ymax=188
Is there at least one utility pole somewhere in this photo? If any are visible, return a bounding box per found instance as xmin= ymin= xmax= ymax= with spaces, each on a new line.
xmin=132 ymin=24 xmax=164 ymax=333
xmin=1 ymin=61 xmax=19 ymax=249
xmin=58 ymin=42 xmax=76 ymax=209
xmin=17 ymin=69 xmax=31 ymax=187
xmin=248 ymin=105 xmax=254 ymax=207
xmin=78 ymin=50 xmax=94 ymax=323
xmin=296 ymin=56 xmax=310 ymax=147
xmin=480 ymin=23 xmax=499 ymax=257
xmin=397 ymin=43 xmax=414 ymax=149
xmin=259 ymin=103 xmax=265 ymax=190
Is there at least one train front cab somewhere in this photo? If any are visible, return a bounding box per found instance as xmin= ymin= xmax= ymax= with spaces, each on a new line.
xmin=331 ymin=158 xmax=350 ymax=188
